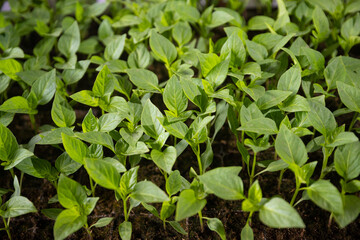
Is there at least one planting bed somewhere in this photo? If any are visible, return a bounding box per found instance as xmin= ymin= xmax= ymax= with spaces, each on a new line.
xmin=0 ymin=0 xmax=360 ymax=239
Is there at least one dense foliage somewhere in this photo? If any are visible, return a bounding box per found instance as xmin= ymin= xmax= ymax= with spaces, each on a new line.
xmin=0 ymin=0 xmax=360 ymax=239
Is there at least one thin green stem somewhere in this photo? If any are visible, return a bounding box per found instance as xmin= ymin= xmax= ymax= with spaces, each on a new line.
xmin=123 ymin=198 xmax=129 ymax=221
xmin=290 ymin=176 xmax=301 ymax=206
xmin=249 ymin=152 xmax=257 ymax=186
xmin=320 ymin=147 xmax=331 ymax=179
xmin=29 ymin=114 xmax=37 ymax=133
xmin=195 ymin=144 xmax=203 ymax=175
xmin=84 ymin=223 xmax=93 ymax=240
xmin=19 ymin=172 xmax=24 ymax=192
xmin=2 ymin=217 xmax=11 ymax=240
xmin=246 ymin=211 xmax=254 ymax=225
xmin=198 ymin=210 xmax=204 ymax=231
xmin=349 ymin=112 xmax=359 ymax=131
xmin=9 ymin=169 xmax=14 ymax=179
xmin=278 ymin=169 xmax=285 ymax=192
xmin=89 ymin=176 xmax=96 ymax=197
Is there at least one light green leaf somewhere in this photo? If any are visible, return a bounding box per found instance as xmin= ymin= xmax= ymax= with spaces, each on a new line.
xmin=51 ymin=94 xmax=76 ymax=128
xmin=119 ymin=221 xmax=132 ymax=240
xmin=104 ymin=34 xmax=126 ymax=61
xmin=151 ymin=146 xmax=176 ymax=174
xmin=131 ymin=181 xmax=169 ymax=203
xmin=334 ymin=195 xmax=360 ymax=228
xmin=256 ymin=90 xmax=292 ymax=110
xmin=163 ymin=75 xmax=188 ymax=116
xmin=0 ymin=123 xmax=18 ymax=162
xmin=306 ymin=180 xmax=343 ymax=214
xmin=307 ymin=99 xmax=336 ymax=136
xmin=259 ymin=197 xmax=305 ymax=228
xmin=126 ymin=68 xmax=160 ymax=91
xmin=76 ymin=132 xmax=114 ymax=152
xmin=58 ymin=21 xmax=80 ymax=58
xmin=61 ymin=133 xmax=87 ymax=164
xmin=57 ymin=175 xmax=87 ymax=209
xmin=85 ymin=158 xmax=120 ymax=190
xmin=199 ymin=167 xmax=244 ymax=200
xmin=141 ymin=99 xmax=164 ymax=139
xmin=277 ymin=66 xmax=301 ymax=94
xmin=149 ymin=31 xmax=177 ymax=65
xmin=1 ymin=196 xmax=37 ymax=218
xmin=54 ymin=209 xmax=87 ymax=240
xmin=90 ymin=217 xmax=113 ymax=228
xmin=336 ymin=81 xmax=360 ymax=113
xmin=237 ymin=118 xmax=278 ymax=135
xmin=334 ymin=142 xmax=360 ymax=181
xmin=0 ymin=96 xmax=37 ymax=114
xmin=275 ymin=125 xmax=308 ymax=166
xmin=207 ymin=218 xmax=226 ymax=240
xmin=70 ymin=90 xmax=99 ymax=107
xmin=175 ymin=189 xmax=206 ymax=221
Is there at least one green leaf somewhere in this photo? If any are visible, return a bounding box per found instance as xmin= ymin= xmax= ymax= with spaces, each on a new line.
xmin=256 ymin=90 xmax=292 ymax=110
xmin=58 ymin=21 xmax=80 ymax=58
xmin=104 ymin=34 xmax=126 ymax=61
xmin=198 ymin=53 xmax=221 ymax=77
xmin=169 ymin=221 xmax=187 ymax=235
xmin=90 ymin=217 xmax=113 ymax=228
xmin=237 ymin=118 xmax=278 ymax=135
xmin=85 ymin=158 xmax=120 ymax=190
xmin=71 ymin=90 xmax=99 ymax=107
xmin=207 ymin=218 xmax=226 ymax=240
xmin=0 ymin=59 xmax=23 ymax=81
xmin=206 ymin=58 xmax=230 ymax=88
xmin=62 ymin=60 xmax=91 ymax=85
xmin=126 ymin=68 xmax=160 ymax=91
xmin=0 ymin=96 xmax=37 ymax=114
xmin=55 ymin=152 xmax=82 ymax=176
xmin=51 ymin=94 xmax=76 ymax=128
xmin=334 ymin=142 xmax=360 ymax=181
xmin=93 ymin=65 xmax=115 ymax=97
xmin=327 ymin=132 xmax=358 ymax=148
xmin=82 ymin=109 xmax=98 ymax=132
xmin=141 ymin=99 xmax=164 ymax=139
xmin=275 ymin=125 xmax=308 ymax=166
xmin=31 ymin=69 xmax=56 ymax=105
xmin=180 ymin=78 xmax=208 ymax=112
xmin=151 ymin=146 xmax=176 ymax=174
xmin=119 ymin=221 xmax=132 ymax=240
xmin=57 ymin=175 xmax=87 ymax=209
xmin=149 ymin=31 xmax=177 ymax=65
xmin=306 ymin=180 xmax=343 ymax=214
xmin=334 ymin=195 xmax=360 ymax=228
xmin=54 ymin=209 xmax=87 ymax=240
xmin=76 ymin=132 xmax=114 ymax=152
xmin=277 ymin=66 xmax=301 ymax=94
xmin=307 ymin=99 xmax=336 ymax=136
xmin=163 ymin=76 xmax=188 ymax=116
xmin=172 ymin=22 xmax=192 ymax=46
xmin=312 ymin=6 xmax=330 ymax=42
xmin=131 ymin=181 xmax=169 ymax=203
xmin=245 ymin=40 xmax=268 ymax=62
xmin=259 ymin=197 xmax=305 ymax=228
xmin=37 ymin=127 xmax=75 ymax=145
xmin=41 ymin=208 xmax=62 ymax=220
xmin=279 ymin=95 xmax=310 ymax=112
xmin=241 ymin=224 xmax=254 ymax=240
xmin=158 ymin=117 xmax=188 ymax=139
xmin=336 ymin=81 xmax=360 ymax=113
xmin=5 ymin=148 xmax=34 ymax=170
xmin=61 ymin=133 xmax=88 ymax=164
xmin=1 ymin=196 xmax=37 ymax=218
xmin=248 ymin=16 xmax=274 ymax=30
xmin=175 ymin=189 xmax=206 ymax=221
xmin=119 ymin=166 xmax=139 ymax=196
xmin=0 ymin=123 xmax=18 ymax=162
xmin=220 ymin=32 xmax=246 ymax=68
xmin=301 ymin=47 xmax=325 ymax=72
xmin=98 ymin=113 xmax=123 ymax=132
xmin=166 ymin=170 xmax=182 ymax=196
xmin=199 ymin=167 xmax=244 ymax=200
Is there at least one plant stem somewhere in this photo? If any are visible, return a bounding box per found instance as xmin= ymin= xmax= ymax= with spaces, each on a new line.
xmin=198 ymin=210 xmax=204 ymax=231
xmin=2 ymin=217 xmax=11 ymax=240
xmin=278 ymin=169 xmax=285 ymax=192
xmin=89 ymin=176 xmax=96 ymax=197
xmin=246 ymin=211 xmax=254 ymax=225
xmin=349 ymin=112 xmax=359 ymax=131
xmin=84 ymin=224 xmax=93 ymax=240
xmin=9 ymin=169 xmax=15 ymax=179
xmin=19 ymin=172 xmax=24 ymax=192
xmin=290 ymin=176 xmax=301 ymax=206
xmin=29 ymin=114 xmax=37 ymax=133
xmin=123 ymin=198 xmax=128 ymax=221
xmin=249 ymin=152 xmax=257 ymax=186
xmin=320 ymin=147 xmax=332 ymax=179
xmin=195 ymin=144 xmax=203 ymax=175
